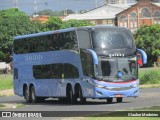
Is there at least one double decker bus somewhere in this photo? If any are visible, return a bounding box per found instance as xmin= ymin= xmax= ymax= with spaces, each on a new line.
xmin=13 ymin=26 xmax=146 ymax=104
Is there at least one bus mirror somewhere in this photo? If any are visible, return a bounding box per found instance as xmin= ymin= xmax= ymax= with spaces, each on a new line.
xmin=137 ymin=49 xmax=147 ymax=67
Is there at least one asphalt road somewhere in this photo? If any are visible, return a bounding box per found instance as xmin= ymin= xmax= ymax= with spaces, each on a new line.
xmin=0 ymin=88 xmax=160 ymax=119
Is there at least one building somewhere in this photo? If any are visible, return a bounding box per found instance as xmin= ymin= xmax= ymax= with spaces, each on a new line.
xmin=63 ymin=4 xmax=130 ymax=25
xmin=116 ymin=0 xmax=160 ymax=32
xmin=152 ymin=0 xmax=160 ymax=2
xmin=31 ymin=15 xmax=49 ymax=23
xmin=106 ymin=0 xmax=128 ymax=4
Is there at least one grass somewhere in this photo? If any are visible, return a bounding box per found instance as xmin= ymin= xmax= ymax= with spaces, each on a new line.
xmin=0 ymin=94 xmax=6 ymax=97
xmin=0 ymin=104 xmax=5 ymax=108
xmin=139 ymin=67 xmax=160 ymax=85
xmin=0 ymin=103 xmax=26 ymax=109
xmin=16 ymin=103 xmax=26 ymax=108
xmin=140 ymin=84 xmax=160 ymax=88
xmin=0 ymin=74 xmax=13 ymax=90
xmin=83 ymin=117 xmax=159 ymax=120
xmin=135 ymin=106 xmax=160 ymax=111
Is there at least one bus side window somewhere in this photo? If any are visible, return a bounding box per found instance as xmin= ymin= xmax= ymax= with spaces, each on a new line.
xmin=64 ymin=64 xmax=79 ymax=78
xmin=14 ymin=68 xmax=18 ymax=79
xmin=80 ymin=50 xmax=94 ymax=78
xmin=77 ymin=30 xmax=91 ymax=49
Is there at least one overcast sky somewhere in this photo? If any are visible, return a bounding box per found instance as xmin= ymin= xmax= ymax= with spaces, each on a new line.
xmin=0 ymin=0 xmax=108 ymax=15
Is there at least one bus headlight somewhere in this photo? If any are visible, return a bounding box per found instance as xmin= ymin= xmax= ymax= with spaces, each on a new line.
xmin=96 ymin=84 xmax=104 ymax=88
xmin=88 ymin=80 xmax=104 ymax=88
xmin=132 ymin=83 xmax=138 ymax=88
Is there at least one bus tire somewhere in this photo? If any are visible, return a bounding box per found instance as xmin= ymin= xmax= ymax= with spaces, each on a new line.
xmin=30 ymin=86 xmax=38 ymax=103
xmin=79 ymin=87 xmax=86 ymax=104
xmin=116 ymin=97 xmax=123 ymax=103
xmin=24 ymin=86 xmax=31 ymax=103
xmin=66 ymin=87 xmax=76 ymax=104
xmin=106 ymin=98 xmax=113 ymax=103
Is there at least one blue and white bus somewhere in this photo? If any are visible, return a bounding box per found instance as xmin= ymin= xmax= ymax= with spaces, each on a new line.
xmin=13 ymin=26 xmax=145 ymax=104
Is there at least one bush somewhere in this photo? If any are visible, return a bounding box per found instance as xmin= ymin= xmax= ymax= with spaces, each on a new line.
xmin=139 ymin=68 xmax=160 ymax=85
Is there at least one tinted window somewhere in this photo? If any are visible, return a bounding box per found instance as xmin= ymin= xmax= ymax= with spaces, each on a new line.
xmin=33 ymin=64 xmax=61 ymax=79
xmin=33 ymin=63 xmax=79 ymax=79
xmin=80 ymin=50 xmax=94 ymax=78
xmin=14 ymin=31 xmax=78 ymax=54
xmin=14 ymin=68 xmax=18 ymax=79
xmin=64 ymin=64 xmax=79 ymax=78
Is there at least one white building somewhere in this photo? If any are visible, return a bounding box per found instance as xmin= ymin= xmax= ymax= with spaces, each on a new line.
xmin=106 ymin=0 xmax=128 ymax=4
xmin=63 ymin=4 xmax=130 ymax=25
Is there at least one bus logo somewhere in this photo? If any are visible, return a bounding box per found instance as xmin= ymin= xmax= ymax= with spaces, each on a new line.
xmin=109 ymin=54 xmax=124 ymax=57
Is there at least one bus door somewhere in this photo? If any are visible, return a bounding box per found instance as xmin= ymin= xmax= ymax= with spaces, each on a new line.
xmin=50 ymin=64 xmax=63 ymax=97
xmin=13 ymin=68 xmax=20 ymax=95
xmin=80 ymin=49 xmax=95 ymax=97
xmin=57 ymin=73 xmax=65 ymax=97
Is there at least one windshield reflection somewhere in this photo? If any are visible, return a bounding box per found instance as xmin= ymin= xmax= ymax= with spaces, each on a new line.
xmin=91 ymin=29 xmax=134 ymax=50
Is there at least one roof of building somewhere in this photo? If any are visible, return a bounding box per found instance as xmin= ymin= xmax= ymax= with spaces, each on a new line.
xmin=116 ymin=2 xmax=160 ymax=16
xmin=63 ymin=4 xmax=131 ymax=21
xmin=152 ymin=3 xmax=160 ymax=7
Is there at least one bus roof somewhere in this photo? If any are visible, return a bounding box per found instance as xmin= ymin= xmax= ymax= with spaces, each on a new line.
xmin=14 ymin=26 xmax=130 ymax=40
xmin=14 ymin=27 xmax=77 ymax=40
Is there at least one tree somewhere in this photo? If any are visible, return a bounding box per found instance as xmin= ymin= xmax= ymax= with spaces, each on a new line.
xmin=0 ymin=8 xmax=94 ymax=62
xmin=45 ymin=17 xmax=63 ymax=31
xmin=61 ymin=19 xmax=94 ymax=29
xmin=34 ymin=9 xmax=75 ymax=16
xmin=134 ymin=24 xmax=160 ymax=66
xmin=36 ymin=9 xmax=54 ymax=16
xmin=0 ymin=8 xmax=43 ymax=62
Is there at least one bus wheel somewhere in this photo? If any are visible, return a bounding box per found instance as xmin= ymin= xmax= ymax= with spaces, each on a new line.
xmin=67 ymin=87 xmax=76 ymax=104
xmin=31 ymin=86 xmax=38 ymax=103
xmin=116 ymin=97 xmax=123 ymax=103
xmin=79 ymin=87 xmax=86 ymax=104
xmin=24 ymin=86 xmax=31 ymax=103
xmin=106 ymin=98 xmax=113 ymax=103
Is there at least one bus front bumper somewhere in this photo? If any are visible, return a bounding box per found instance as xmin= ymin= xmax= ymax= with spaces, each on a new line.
xmin=94 ymin=86 xmax=139 ymax=98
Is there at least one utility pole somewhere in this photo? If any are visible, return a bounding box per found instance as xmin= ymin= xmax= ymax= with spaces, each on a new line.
xmin=34 ymin=0 xmax=38 ymax=14
xmin=13 ymin=0 xmax=18 ymax=8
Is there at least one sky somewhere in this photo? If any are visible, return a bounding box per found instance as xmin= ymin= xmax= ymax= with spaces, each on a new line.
xmin=0 ymin=0 xmax=108 ymax=15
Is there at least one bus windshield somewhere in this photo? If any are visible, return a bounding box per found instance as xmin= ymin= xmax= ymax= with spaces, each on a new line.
xmin=91 ymin=29 xmax=134 ymax=50
xmin=95 ymin=56 xmax=137 ymax=81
